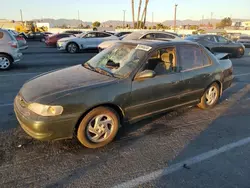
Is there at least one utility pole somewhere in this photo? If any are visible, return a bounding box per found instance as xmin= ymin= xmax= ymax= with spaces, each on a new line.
xmin=152 ymin=12 xmax=154 ymax=27
xmin=20 ymin=9 xmax=23 ymax=23
xmin=174 ymin=4 xmax=178 ymax=32
xmin=78 ymin=10 xmax=80 ymax=28
xmin=123 ymin=10 xmax=126 ymax=28
xmin=131 ymin=0 xmax=135 ymax=28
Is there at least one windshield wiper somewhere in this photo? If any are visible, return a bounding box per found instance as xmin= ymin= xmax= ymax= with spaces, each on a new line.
xmin=83 ymin=62 xmax=95 ymax=71
xmin=95 ymin=67 xmax=114 ymax=77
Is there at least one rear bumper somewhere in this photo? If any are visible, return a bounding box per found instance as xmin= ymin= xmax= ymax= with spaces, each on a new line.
xmin=19 ymin=45 xmax=28 ymax=50
xmin=13 ymin=52 xmax=23 ymax=62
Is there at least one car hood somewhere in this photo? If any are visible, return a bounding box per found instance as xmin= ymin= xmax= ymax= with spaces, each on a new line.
xmin=98 ymin=40 xmax=119 ymax=49
xmin=20 ymin=65 xmax=117 ymax=102
xmin=58 ymin=36 xmax=76 ymax=42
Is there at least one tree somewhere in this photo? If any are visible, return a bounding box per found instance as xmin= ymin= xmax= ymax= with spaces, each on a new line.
xmin=216 ymin=17 xmax=232 ymax=29
xmin=131 ymin=0 xmax=135 ymax=28
xmin=189 ymin=25 xmax=199 ymax=30
xmin=156 ymin=23 xmax=164 ymax=29
xmin=135 ymin=21 xmax=144 ymax=29
xmin=137 ymin=0 xmax=142 ymax=28
xmin=92 ymin=21 xmax=101 ymax=28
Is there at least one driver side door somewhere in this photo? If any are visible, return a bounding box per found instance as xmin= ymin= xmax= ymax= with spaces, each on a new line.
xmin=80 ymin=32 xmax=98 ymax=49
xmin=126 ymin=46 xmax=184 ymax=122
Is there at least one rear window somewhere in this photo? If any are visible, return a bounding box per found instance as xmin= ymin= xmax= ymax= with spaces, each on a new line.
xmin=0 ymin=32 xmax=3 ymax=39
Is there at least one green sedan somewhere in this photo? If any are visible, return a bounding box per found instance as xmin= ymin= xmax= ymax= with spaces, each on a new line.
xmin=14 ymin=40 xmax=233 ymax=148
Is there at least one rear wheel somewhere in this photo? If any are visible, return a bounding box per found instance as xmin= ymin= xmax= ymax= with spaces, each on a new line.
xmin=0 ymin=54 xmax=12 ymax=70
xmin=236 ymin=47 xmax=244 ymax=58
xmin=77 ymin=107 xmax=119 ymax=148
xmin=66 ymin=42 xmax=79 ymax=53
xmin=198 ymin=83 xmax=220 ymax=109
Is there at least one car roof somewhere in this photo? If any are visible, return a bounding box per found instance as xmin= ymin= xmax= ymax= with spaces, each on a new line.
xmin=117 ymin=39 xmax=197 ymax=48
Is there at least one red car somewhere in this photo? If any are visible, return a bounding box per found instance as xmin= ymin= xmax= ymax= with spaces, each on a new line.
xmin=45 ymin=33 xmax=75 ymax=47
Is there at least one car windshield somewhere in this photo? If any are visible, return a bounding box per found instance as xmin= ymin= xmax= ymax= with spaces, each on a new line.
xmin=122 ymin=32 xmax=143 ymax=40
xmin=83 ymin=43 xmax=148 ymax=78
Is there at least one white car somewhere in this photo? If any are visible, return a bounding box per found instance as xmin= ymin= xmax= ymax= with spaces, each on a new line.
xmin=98 ymin=31 xmax=182 ymax=51
xmin=57 ymin=31 xmax=118 ymax=53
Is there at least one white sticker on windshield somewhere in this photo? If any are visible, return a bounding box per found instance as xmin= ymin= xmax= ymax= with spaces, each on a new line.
xmin=135 ymin=44 xmax=152 ymax=51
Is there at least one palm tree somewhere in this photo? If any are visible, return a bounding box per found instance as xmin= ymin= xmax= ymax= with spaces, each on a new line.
xmin=137 ymin=0 xmax=142 ymax=29
xmin=143 ymin=0 xmax=149 ymax=27
xmin=139 ymin=0 xmax=149 ymax=29
xmin=131 ymin=0 xmax=135 ymax=28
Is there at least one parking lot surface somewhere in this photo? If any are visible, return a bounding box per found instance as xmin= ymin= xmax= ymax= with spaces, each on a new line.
xmin=1 ymin=41 xmax=250 ymax=188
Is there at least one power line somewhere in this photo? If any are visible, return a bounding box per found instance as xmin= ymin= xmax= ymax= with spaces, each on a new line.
xmin=123 ymin=10 xmax=126 ymax=28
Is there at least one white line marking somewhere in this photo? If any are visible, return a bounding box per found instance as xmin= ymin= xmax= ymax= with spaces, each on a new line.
xmin=0 ymin=72 xmax=42 ymax=77
xmin=234 ymin=72 xmax=250 ymax=77
xmin=0 ymin=103 xmax=13 ymax=107
xmin=113 ymin=136 xmax=250 ymax=188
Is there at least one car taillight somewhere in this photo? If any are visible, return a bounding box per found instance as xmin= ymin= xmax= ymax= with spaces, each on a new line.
xmin=8 ymin=41 xmax=17 ymax=48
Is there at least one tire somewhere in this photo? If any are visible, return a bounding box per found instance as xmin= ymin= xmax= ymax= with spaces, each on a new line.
xmin=0 ymin=54 xmax=13 ymax=70
xmin=66 ymin=42 xmax=79 ymax=53
xmin=235 ymin=47 xmax=244 ymax=58
xmin=77 ymin=107 xmax=119 ymax=148
xmin=198 ymin=83 xmax=220 ymax=109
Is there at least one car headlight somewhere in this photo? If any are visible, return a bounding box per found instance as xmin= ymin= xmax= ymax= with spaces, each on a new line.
xmin=28 ymin=103 xmax=63 ymax=116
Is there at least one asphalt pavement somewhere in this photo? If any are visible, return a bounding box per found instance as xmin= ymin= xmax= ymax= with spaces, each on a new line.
xmin=0 ymin=41 xmax=250 ymax=188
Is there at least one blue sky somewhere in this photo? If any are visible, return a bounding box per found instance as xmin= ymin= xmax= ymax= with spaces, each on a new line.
xmin=1 ymin=0 xmax=250 ymax=22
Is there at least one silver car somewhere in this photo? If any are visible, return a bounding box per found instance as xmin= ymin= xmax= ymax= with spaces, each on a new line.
xmin=0 ymin=29 xmax=22 ymax=70
xmin=7 ymin=29 xmax=28 ymax=50
xmin=98 ymin=31 xmax=182 ymax=51
xmin=57 ymin=31 xmax=118 ymax=53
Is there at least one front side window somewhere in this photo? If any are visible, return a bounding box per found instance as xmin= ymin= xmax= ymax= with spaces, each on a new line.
xmin=142 ymin=33 xmax=155 ymax=39
xmin=179 ymin=45 xmax=205 ymax=71
xmin=84 ymin=32 xmax=97 ymax=38
xmin=144 ymin=47 xmax=178 ymax=75
xmin=217 ymin=36 xmax=228 ymax=43
xmin=85 ymin=43 xmax=147 ymax=78
xmin=205 ymin=36 xmax=216 ymax=42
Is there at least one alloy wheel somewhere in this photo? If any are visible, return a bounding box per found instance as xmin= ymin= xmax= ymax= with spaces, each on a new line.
xmin=86 ymin=114 xmax=114 ymax=143
xmin=68 ymin=43 xmax=77 ymax=53
xmin=0 ymin=57 xmax=11 ymax=70
xmin=205 ymin=86 xmax=218 ymax=106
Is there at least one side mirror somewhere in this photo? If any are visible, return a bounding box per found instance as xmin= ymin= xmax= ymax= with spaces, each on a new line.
xmin=135 ymin=70 xmax=156 ymax=80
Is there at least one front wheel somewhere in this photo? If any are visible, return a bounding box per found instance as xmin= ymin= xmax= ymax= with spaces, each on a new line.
xmin=77 ymin=107 xmax=119 ymax=148
xmin=0 ymin=54 xmax=13 ymax=70
xmin=66 ymin=43 xmax=79 ymax=53
xmin=198 ymin=83 xmax=220 ymax=109
xmin=235 ymin=47 xmax=244 ymax=58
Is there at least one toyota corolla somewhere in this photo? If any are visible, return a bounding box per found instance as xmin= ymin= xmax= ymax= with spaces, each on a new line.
xmin=14 ymin=40 xmax=233 ymax=148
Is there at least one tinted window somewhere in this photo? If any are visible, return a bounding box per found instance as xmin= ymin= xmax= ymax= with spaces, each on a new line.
xmin=217 ymin=36 xmax=228 ymax=43
xmin=204 ymin=36 xmax=216 ymax=42
xmin=203 ymin=50 xmax=212 ymax=66
xmin=179 ymin=45 xmax=204 ymax=71
xmin=0 ymin=32 xmax=3 ymax=39
xmin=97 ymin=33 xmax=111 ymax=38
xmin=145 ymin=47 xmax=178 ymax=75
xmin=185 ymin=35 xmax=201 ymax=41
xmin=155 ymin=33 xmax=175 ymax=39
xmin=142 ymin=33 xmax=155 ymax=39
xmin=85 ymin=32 xmax=97 ymax=38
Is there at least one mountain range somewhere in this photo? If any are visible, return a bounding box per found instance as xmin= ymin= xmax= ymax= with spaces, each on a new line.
xmin=34 ymin=18 xmax=249 ymax=28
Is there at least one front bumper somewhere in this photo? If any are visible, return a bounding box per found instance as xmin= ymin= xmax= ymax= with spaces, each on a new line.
xmin=57 ymin=42 xmax=67 ymax=51
xmin=14 ymin=95 xmax=77 ymax=141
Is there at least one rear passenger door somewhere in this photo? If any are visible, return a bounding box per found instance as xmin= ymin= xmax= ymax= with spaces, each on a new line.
xmin=96 ymin=32 xmax=112 ymax=46
xmin=178 ymin=45 xmax=213 ymax=103
xmin=81 ymin=32 xmax=98 ymax=48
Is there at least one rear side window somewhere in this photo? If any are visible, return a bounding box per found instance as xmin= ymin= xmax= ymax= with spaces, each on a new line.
xmin=179 ymin=45 xmax=210 ymax=71
xmin=142 ymin=33 xmax=155 ymax=39
xmin=155 ymin=33 xmax=175 ymax=39
xmin=0 ymin=32 xmax=3 ymax=39
xmin=97 ymin=33 xmax=111 ymax=38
